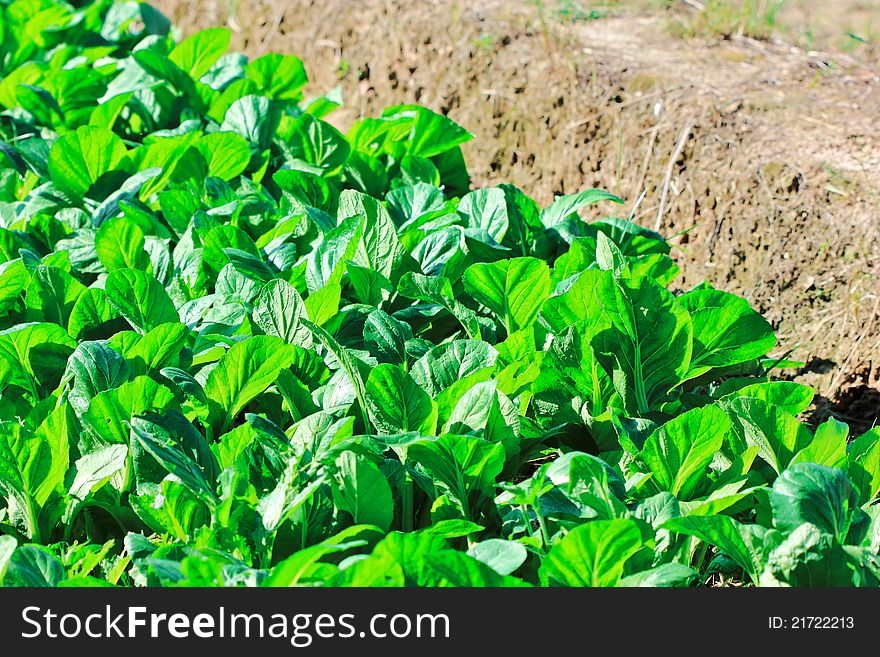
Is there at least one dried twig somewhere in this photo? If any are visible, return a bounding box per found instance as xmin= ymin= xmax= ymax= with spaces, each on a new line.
xmin=654 ymin=117 xmax=694 ymax=232
xmin=825 ymin=295 xmax=880 ymax=398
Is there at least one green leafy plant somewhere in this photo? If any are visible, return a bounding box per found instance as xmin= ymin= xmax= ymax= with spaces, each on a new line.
xmin=0 ymin=0 xmax=876 ymax=589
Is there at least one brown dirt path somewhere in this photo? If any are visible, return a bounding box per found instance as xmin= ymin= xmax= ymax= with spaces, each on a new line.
xmin=155 ymin=0 xmax=880 ymax=431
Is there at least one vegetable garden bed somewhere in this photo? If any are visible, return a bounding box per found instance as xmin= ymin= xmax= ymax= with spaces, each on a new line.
xmin=0 ymin=0 xmax=877 ymax=587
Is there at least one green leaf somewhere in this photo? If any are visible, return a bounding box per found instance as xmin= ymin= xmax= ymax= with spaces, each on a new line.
xmin=722 ymin=381 xmax=814 ymax=416
xmin=0 ymin=322 xmax=76 ymax=396
xmin=680 ymin=288 xmax=776 ymax=377
xmin=123 ymin=322 xmax=188 ymax=376
xmin=662 ymin=515 xmax=767 ymax=583
xmin=466 ymin=539 xmax=528 ymax=576
xmin=540 ymin=188 xmax=623 ymax=228
xmin=131 ymin=416 xmax=218 ymax=504
xmin=541 ymin=268 xmax=617 ymax=333
xmin=195 ymin=132 xmax=251 ymax=181
xmin=619 ymin=563 xmax=698 ymax=587
xmin=25 ymin=265 xmax=87 ymax=327
xmin=3 ymin=546 xmax=64 ymax=587
xmin=339 ymin=189 xmax=404 ymax=278
xmin=281 ymin=113 xmax=350 ymax=173
xmin=221 ymin=95 xmax=278 ymax=149
xmin=458 ymin=188 xmax=509 ymax=244
xmin=411 ymin=340 xmax=497 ymax=398
xmin=420 ymin=551 xmax=528 ymax=587
xmin=95 ymin=215 xmax=152 ymax=273
xmin=169 ymin=27 xmax=231 ymax=79
xmin=306 ymin=215 xmax=363 ymax=292
xmin=847 ymin=427 xmax=880 ymax=506
xmin=304 ymin=319 xmax=370 ymax=430
xmin=463 ymin=256 xmax=550 ymax=333
xmin=540 ymin=518 xmax=642 ymax=587
xmin=68 ymin=444 xmax=128 ymax=500
xmin=363 ymin=309 xmax=412 ymax=365
xmin=594 ymin=276 xmax=693 ymax=415
xmin=105 ymin=268 xmax=178 ymax=333
xmin=332 ymin=452 xmax=394 ymax=531
xmin=385 ymin=104 xmax=473 ymax=158
xmin=408 ymin=434 xmax=504 ymax=521
xmin=83 ymin=376 xmax=176 ymax=444
xmin=0 ymin=535 xmax=16 ymax=585
xmin=770 ymin=463 xmax=858 ymax=542
xmin=204 ymin=336 xmax=298 ymax=433
xmin=640 ymin=405 xmax=730 ymax=500
xmin=792 ymin=418 xmax=848 ymax=469
xmin=723 ymin=396 xmax=812 ymax=474
xmin=68 ymin=288 xmax=121 ymax=339
xmin=762 ymin=523 xmax=856 ymax=587
xmin=246 ymin=53 xmax=308 ymax=101
xmin=252 ymin=279 xmax=311 ymax=348
xmin=48 ymin=126 xmax=128 ymax=201
xmin=365 ymin=363 xmax=438 ymax=435
xmin=398 ymin=272 xmax=482 ymax=339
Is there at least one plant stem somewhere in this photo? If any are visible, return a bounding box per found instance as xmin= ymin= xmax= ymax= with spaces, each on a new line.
xmin=535 ymin=506 xmax=551 ymax=549
xmin=693 ymin=541 xmax=709 ymax=574
xmin=402 ymin=473 xmax=413 ymax=533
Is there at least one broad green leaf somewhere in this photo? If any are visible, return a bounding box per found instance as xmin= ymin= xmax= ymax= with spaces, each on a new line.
xmin=458 ymin=187 xmax=509 ymax=244
xmin=640 ymin=405 xmax=730 ymax=500
xmin=411 ymin=340 xmax=497 ymax=398
xmin=680 ymin=288 xmax=776 ymax=377
xmin=131 ymin=416 xmax=218 ymax=504
xmin=83 ymin=376 xmax=176 ymax=444
xmin=540 ymin=518 xmax=642 ymax=587
xmin=847 ymin=427 xmax=880 ymax=506
xmin=363 ymin=309 xmax=412 ymax=365
xmin=722 ymin=381 xmax=814 ymax=416
xmin=332 ymin=452 xmax=394 ymax=531
xmin=619 ymin=563 xmax=698 ymax=587
xmin=95 ymin=215 xmax=152 ymax=272
xmin=420 ymin=551 xmax=528 ymax=587
xmin=69 ymin=287 xmax=120 ymax=340
xmin=384 ymin=104 xmax=473 ymax=158
xmin=541 ymin=268 xmax=617 ymax=333
xmin=723 ymin=396 xmax=812 ymax=474
xmin=762 ymin=523 xmax=857 ymax=587
xmin=466 ymin=539 xmax=528 ymax=576
xmin=663 ymin=515 xmax=767 ymax=583
xmin=203 ymin=336 xmax=298 ymax=432
xmin=195 ymin=132 xmax=251 ymax=180
xmin=770 ymin=463 xmax=858 ymax=542
xmin=365 ymin=364 xmax=438 ymax=435
xmin=463 ymin=256 xmax=550 ymax=333
xmin=3 ymin=546 xmax=64 ymax=587
xmin=594 ymin=276 xmax=693 ymax=414
xmin=68 ymin=444 xmax=128 ymax=499
xmin=47 ymin=126 xmax=127 ymax=201
xmin=123 ymin=322 xmax=189 ymax=375
xmin=169 ymin=27 xmax=231 ymax=79
xmin=540 ymin=188 xmax=623 ymax=229
xmin=408 ymin=434 xmax=504 ymax=521
xmin=792 ymin=418 xmax=848 ymax=469
xmin=252 ymin=279 xmax=311 ymax=348
xmin=0 ymin=535 xmax=16 ymax=585
xmin=339 ymin=189 xmax=404 ymax=278
xmin=245 ymin=53 xmax=308 ymax=101
xmin=25 ymin=265 xmax=87 ymax=327
xmin=105 ymin=268 xmax=178 ymax=333
xmin=0 ymin=322 xmax=76 ymax=396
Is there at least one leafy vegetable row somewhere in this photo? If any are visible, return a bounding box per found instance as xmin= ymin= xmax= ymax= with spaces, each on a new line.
xmin=0 ymin=0 xmax=877 ymax=588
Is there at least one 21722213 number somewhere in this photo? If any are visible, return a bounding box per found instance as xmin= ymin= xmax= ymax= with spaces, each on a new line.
xmin=769 ymin=617 xmax=855 ymax=629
